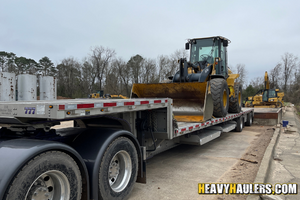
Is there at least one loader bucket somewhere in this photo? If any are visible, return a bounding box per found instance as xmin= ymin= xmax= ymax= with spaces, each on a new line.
xmin=131 ymin=82 xmax=213 ymax=123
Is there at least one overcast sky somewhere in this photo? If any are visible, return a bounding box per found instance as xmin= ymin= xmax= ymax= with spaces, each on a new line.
xmin=1 ymin=0 xmax=299 ymax=84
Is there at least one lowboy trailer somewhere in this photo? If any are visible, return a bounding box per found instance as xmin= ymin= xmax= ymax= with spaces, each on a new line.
xmin=0 ymin=98 xmax=253 ymax=200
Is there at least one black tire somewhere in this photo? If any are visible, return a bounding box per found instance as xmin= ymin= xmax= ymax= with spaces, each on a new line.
xmin=5 ymin=151 xmax=82 ymax=200
xmin=98 ymin=137 xmax=138 ymax=200
xmin=211 ymin=78 xmax=229 ymax=117
xmin=235 ymin=116 xmax=244 ymax=132
xmin=245 ymin=112 xmax=253 ymax=126
xmin=229 ymin=84 xmax=242 ymax=113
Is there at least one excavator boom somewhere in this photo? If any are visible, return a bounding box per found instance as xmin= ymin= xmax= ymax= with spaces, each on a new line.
xmin=264 ymin=71 xmax=270 ymax=89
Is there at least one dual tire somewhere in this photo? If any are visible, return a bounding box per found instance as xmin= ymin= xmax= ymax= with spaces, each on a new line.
xmin=4 ymin=151 xmax=82 ymax=200
xmin=98 ymin=137 xmax=138 ymax=200
xmin=4 ymin=137 xmax=138 ymax=200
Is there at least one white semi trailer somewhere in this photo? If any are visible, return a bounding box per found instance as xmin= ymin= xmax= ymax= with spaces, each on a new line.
xmin=0 ymin=98 xmax=253 ymax=200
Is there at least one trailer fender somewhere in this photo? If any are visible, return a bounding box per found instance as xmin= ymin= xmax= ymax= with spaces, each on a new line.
xmin=71 ymin=128 xmax=141 ymax=200
xmin=0 ymin=139 xmax=89 ymax=200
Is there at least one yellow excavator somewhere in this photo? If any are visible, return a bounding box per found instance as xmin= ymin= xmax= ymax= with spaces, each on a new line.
xmin=132 ymin=36 xmax=242 ymax=123
xmin=106 ymin=94 xmax=128 ymax=99
xmin=89 ymin=91 xmax=128 ymax=99
xmin=89 ymin=90 xmax=103 ymax=98
xmin=244 ymin=71 xmax=284 ymax=108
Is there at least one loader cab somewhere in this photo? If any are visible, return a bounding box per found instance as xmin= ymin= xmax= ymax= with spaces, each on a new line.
xmin=186 ymin=36 xmax=229 ymax=78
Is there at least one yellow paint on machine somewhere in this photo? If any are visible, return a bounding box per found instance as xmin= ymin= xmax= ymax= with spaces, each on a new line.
xmin=131 ymin=82 xmax=213 ymax=123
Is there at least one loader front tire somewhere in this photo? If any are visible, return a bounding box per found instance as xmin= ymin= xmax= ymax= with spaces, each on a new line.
xmin=211 ymin=78 xmax=229 ymax=117
xmin=229 ymin=84 xmax=242 ymax=113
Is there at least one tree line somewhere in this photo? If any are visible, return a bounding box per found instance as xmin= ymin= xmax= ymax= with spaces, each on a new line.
xmin=0 ymin=47 xmax=188 ymax=98
xmin=0 ymin=49 xmax=299 ymax=105
xmin=237 ymin=52 xmax=300 ymax=104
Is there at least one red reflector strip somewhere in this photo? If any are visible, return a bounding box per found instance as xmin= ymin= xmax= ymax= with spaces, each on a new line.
xmin=165 ymin=99 xmax=168 ymax=103
xmin=206 ymin=122 xmax=209 ymax=125
xmin=77 ymin=104 xmax=94 ymax=109
xmin=189 ymin=126 xmax=193 ymax=130
xmin=154 ymin=100 xmax=161 ymax=103
xmin=201 ymin=123 xmax=205 ymax=126
xmin=59 ymin=105 xmax=65 ymax=110
xmin=140 ymin=101 xmax=149 ymax=105
xmin=124 ymin=102 xmax=134 ymax=106
xmin=103 ymin=103 xmax=117 ymax=107
xmin=195 ymin=125 xmax=199 ymax=127
xmin=181 ymin=128 xmax=186 ymax=132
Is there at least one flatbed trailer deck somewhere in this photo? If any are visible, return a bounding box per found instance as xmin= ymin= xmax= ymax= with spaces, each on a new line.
xmin=0 ymin=98 xmax=254 ymax=200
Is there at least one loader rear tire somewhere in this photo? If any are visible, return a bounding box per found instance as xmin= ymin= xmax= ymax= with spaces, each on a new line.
xmin=229 ymin=84 xmax=242 ymax=113
xmin=211 ymin=78 xmax=229 ymax=117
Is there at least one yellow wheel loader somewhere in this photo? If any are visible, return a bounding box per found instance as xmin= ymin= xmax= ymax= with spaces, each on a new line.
xmin=131 ymin=36 xmax=241 ymax=123
xmin=244 ymin=71 xmax=284 ymax=108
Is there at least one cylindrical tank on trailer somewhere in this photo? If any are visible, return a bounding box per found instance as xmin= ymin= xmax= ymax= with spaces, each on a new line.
xmin=0 ymin=72 xmax=16 ymax=101
xmin=39 ymin=76 xmax=57 ymax=100
xmin=17 ymin=74 xmax=37 ymax=101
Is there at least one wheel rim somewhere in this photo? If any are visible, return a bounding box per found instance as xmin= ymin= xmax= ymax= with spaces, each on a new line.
xmin=108 ymin=150 xmax=132 ymax=192
xmin=25 ymin=170 xmax=70 ymax=200
xmin=223 ymin=89 xmax=228 ymax=108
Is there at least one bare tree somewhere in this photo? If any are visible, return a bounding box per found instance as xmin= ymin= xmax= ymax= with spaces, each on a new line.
xmin=104 ymin=64 xmax=121 ymax=95
xmin=112 ymin=58 xmax=132 ymax=96
xmin=90 ymin=46 xmax=116 ymax=91
xmin=56 ymin=57 xmax=81 ymax=98
xmin=232 ymin=64 xmax=247 ymax=88
xmin=81 ymin=58 xmax=96 ymax=95
xmin=157 ymin=55 xmax=170 ymax=82
xmin=269 ymin=63 xmax=282 ymax=89
xmin=281 ymin=52 xmax=298 ymax=91
xmin=127 ymin=54 xmax=144 ymax=84
xmin=250 ymin=76 xmax=264 ymax=90
xmin=141 ymin=58 xmax=157 ymax=83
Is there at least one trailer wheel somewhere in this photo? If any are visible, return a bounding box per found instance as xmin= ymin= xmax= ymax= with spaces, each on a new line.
xmin=98 ymin=137 xmax=138 ymax=200
xmin=235 ymin=116 xmax=244 ymax=132
xmin=211 ymin=78 xmax=229 ymax=117
xmin=245 ymin=112 xmax=253 ymax=126
xmin=4 ymin=151 xmax=82 ymax=200
xmin=229 ymin=84 xmax=242 ymax=113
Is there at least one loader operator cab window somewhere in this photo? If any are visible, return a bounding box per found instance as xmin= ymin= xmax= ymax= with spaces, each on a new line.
xmin=190 ymin=37 xmax=228 ymax=78
xmin=190 ymin=38 xmax=216 ymax=69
